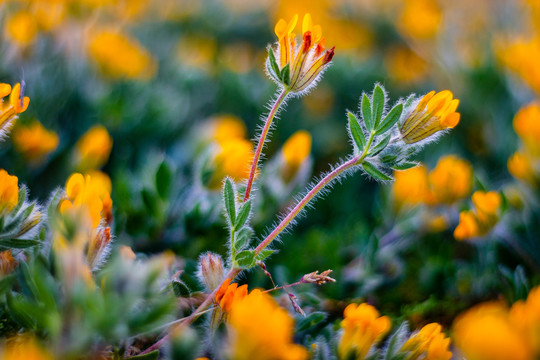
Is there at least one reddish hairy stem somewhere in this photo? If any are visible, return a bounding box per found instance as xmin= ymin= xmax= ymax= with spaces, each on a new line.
xmin=243 ymin=89 xmax=289 ymax=202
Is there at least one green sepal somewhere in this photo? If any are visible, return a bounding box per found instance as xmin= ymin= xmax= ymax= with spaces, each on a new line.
xmin=376 ymin=103 xmax=403 ymax=135
xmin=362 ymin=162 xmax=393 ymax=181
xmin=223 ymin=178 xmax=236 ymax=225
xmin=280 ymin=64 xmax=290 ymax=86
xmin=268 ymin=47 xmax=280 ymax=78
xmin=348 ymin=111 xmax=365 ymax=152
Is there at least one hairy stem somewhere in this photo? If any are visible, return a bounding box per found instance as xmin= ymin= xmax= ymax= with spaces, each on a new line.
xmin=254 ymin=132 xmax=377 ymax=256
xmin=243 ymin=88 xmax=290 ymax=202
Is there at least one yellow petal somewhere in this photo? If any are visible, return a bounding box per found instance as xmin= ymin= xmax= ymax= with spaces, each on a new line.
xmin=274 ymin=19 xmax=287 ymax=38
xmin=302 ymin=13 xmax=313 ymax=35
xmin=0 ymin=84 xmax=11 ymax=98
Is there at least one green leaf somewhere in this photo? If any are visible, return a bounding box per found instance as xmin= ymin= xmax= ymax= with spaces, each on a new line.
xmin=172 ymin=280 xmax=191 ymax=298
xmin=296 ymin=311 xmax=327 ymax=331
xmin=361 ymin=93 xmax=373 ymax=131
xmin=280 ymin=64 xmax=290 ymax=86
xmin=235 ymin=250 xmax=255 ymax=268
xmin=127 ymin=350 xmax=160 ymax=360
xmin=368 ymin=134 xmax=391 ymax=157
xmin=377 ymin=103 xmax=403 ymax=135
xmin=235 ymin=200 xmax=251 ymax=229
xmin=384 ymin=321 xmax=410 ymax=360
xmin=141 ymin=188 xmax=158 ymax=214
xmin=348 ymin=111 xmax=365 ymax=152
xmin=255 ymin=249 xmax=275 ymax=262
xmin=268 ymin=48 xmax=280 ymax=77
xmin=392 ymin=162 xmax=418 ymax=170
xmin=372 ymin=85 xmax=385 ymax=128
xmin=0 ymin=238 xmax=41 ymax=249
xmin=235 ymin=227 xmax=253 ymax=252
xmin=362 ymin=162 xmax=393 ymax=181
xmin=223 ymin=178 xmax=236 ymax=225
xmin=155 ymin=160 xmax=173 ymax=200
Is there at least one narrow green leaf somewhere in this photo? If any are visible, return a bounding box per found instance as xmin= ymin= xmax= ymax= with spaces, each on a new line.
xmin=296 ymin=311 xmax=327 ymax=331
xmin=223 ymin=178 xmax=236 ymax=225
xmin=372 ymin=85 xmax=385 ymax=128
xmin=368 ymin=134 xmax=391 ymax=157
xmin=235 ymin=250 xmax=255 ymax=268
xmin=141 ymin=188 xmax=158 ymax=214
xmin=0 ymin=238 xmax=41 ymax=249
xmin=255 ymin=249 xmax=275 ymax=262
xmin=361 ymin=93 xmax=373 ymax=131
xmin=380 ymin=154 xmax=398 ymax=166
xmin=127 ymin=350 xmax=160 ymax=360
xmin=348 ymin=111 xmax=365 ymax=152
xmin=235 ymin=227 xmax=253 ymax=252
xmin=172 ymin=280 xmax=191 ymax=298
xmin=384 ymin=321 xmax=410 ymax=360
xmin=268 ymin=48 xmax=281 ymax=77
xmin=155 ymin=160 xmax=173 ymax=200
xmin=362 ymin=162 xmax=393 ymax=181
xmin=376 ymin=103 xmax=403 ymax=135
xmin=392 ymin=162 xmax=418 ymax=171
xmin=280 ymin=64 xmax=290 ymax=86
xmin=235 ymin=200 xmax=251 ymax=229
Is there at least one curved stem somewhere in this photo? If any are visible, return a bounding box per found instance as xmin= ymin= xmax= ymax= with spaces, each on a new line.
xmin=243 ymin=88 xmax=290 ymax=202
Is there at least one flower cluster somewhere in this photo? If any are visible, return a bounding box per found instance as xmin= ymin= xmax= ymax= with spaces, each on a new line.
xmin=12 ymin=120 xmax=58 ymax=163
xmin=454 ymin=190 xmax=502 ymax=240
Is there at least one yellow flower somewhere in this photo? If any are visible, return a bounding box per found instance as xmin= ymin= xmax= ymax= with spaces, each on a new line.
xmin=215 ymin=278 xmax=248 ymax=313
xmin=0 ymin=250 xmax=17 ymax=276
xmin=207 ymin=138 xmax=254 ymax=189
xmin=209 ymin=115 xmax=247 ymax=144
xmin=75 ymin=125 xmax=113 ymax=171
xmin=472 ymin=191 xmax=501 ymax=224
xmin=399 ymin=90 xmax=460 ymax=144
xmin=3 ymin=334 xmax=53 ymax=360
xmin=88 ymin=29 xmax=157 ymax=80
xmin=453 ymin=302 xmax=532 ymax=360
xmin=270 ymin=13 xmax=335 ymax=93
xmin=281 ymin=130 xmax=312 ymax=181
xmin=426 ymin=155 xmax=473 ymax=205
xmin=12 ymin=120 xmax=59 ymax=162
xmin=497 ymin=38 xmax=540 ymax=96
xmin=513 ymin=103 xmax=540 ymax=155
xmin=0 ymin=83 xmax=30 ymax=139
xmin=338 ymin=303 xmax=391 ymax=360
xmin=398 ymin=0 xmax=442 ymax=40
xmin=453 ymin=210 xmax=480 ymax=241
xmin=5 ymin=11 xmax=38 ymax=47
xmin=509 ymin=286 xmax=540 ymax=355
xmin=384 ymin=46 xmax=428 ymax=84
xmin=228 ymin=289 xmax=308 ymax=360
xmin=401 ymin=323 xmax=452 ymax=360
xmin=508 ymin=151 xmax=536 ymax=185
xmin=0 ymin=169 xmax=19 ymax=215
xmin=392 ymin=165 xmax=430 ymax=208
xmin=176 ymin=35 xmax=217 ymax=72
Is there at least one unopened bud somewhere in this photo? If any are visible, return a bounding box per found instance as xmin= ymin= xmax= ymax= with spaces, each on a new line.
xmin=198 ymin=252 xmax=225 ymax=291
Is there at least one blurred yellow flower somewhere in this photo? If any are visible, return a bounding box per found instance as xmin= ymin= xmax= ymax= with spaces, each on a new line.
xmin=271 ymin=13 xmax=334 ymax=93
xmin=214 ymin=278 xmax=248 ymax=313
xmin=401 ymin=323 xmax=452 ymax=360
xmin=0 ymin=250 xmax=17 ymax=277
xmin=498 ymin=37 xmax=540 ymax=95
xmin=281 ymin=130 xmax=312 ymax=181
xmin=393 ymin=165 xmax=430 ymax=208
xmin=454 ymin=191 xmax=501 ymax=240
xmin=13 ymin=120 xmax=59 ymax=162
xmin=5 ymin=11 xmax=38 ymax=47
xmin=398 ymin=0 xmax=442 ymax=40
xmin=508 ymin=151 xmax=536 ymax=185
xmin=384 ymin=46 xmax=428 ymax=84
xmin=509 ymin=286 xmax=540 ymax=355
xmin=208 ymin=138 xmax=254 ymax=189
xmin=228 ymin=289 xmax=308 ymax=360
xmin=400 ymin=90 xmax=460 ymax=144
xmin=338 ymin=303 xmax=391 ymax=360
xmin=88 ymin=29 xmax=157 ymax=80
xmin=209 ymin=114 xmax=247 ymax=144
xmin=0 ymin=169 xmax=19 ymax=215
xmin=453 ymin=210 xmax=479 ymax=241
xmin=453 ymin=302 xmax=532 ymax=360
xmin=427 ymin=155 xmax=473 ymax=205
xmin=176 ymin=35 xmax=217 ymax=72
xmin=2 ymin=334 xmax=53 ymax=360
xmin=513 ymin=102 xmax=540 ymax=155
xmin=32 ymin=0 xmax=67 ymax=32
xmin=75 ymin=125 xmax=113 ymax=171
xmin=220 ymin=42 xmax=263 ymax=74
xmin=1 ymin=83 xmax=31 ymax=139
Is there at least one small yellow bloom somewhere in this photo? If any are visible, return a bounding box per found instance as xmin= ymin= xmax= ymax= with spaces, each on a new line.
xmin=454 ymin=191 xmax=501 ymax=240
xmin=508 ymin=151 xmax=536 ymax=185
xmin=513 ymin=103 xmax=540 ymax=155
xmin=209 ymin=115 xmax=247 ymax=144
xmin=3 ymin=334 xmax=53 ymax=360
xmin=399 ymin=90 xmax=460 ymax=144
xmin=392 ymin=165 xmax=430 ymax=208
xmin=281 ymin=130 xmax=312 ymax=181
xmin=0 ymin=83 xmax=30 ymax=139
xmin=453 ymin=302 xmax=532 ymax=360
xmin=208 ymin=138 xmax=254 ymax=189
xmin=509 ymin=286 xmax=540 ymax=355
xmin=385 ymin=46 xmax=428 ymax=84
xmin=0 ymin=250 xmax=17 ymax=276
xmin=0 ymin=169 xmax=19 ymax=215
xmin=88 ymin=29 xmax=157 ymax=80
xmin=427 ymin=155 xmax=473 ymax=205
xmin=214 ymin=278 xmax=248 ymax=313
xmin=75 ymin=125 xmax=113 ymax=171
xmin=228 ymin=289 xmax=308 ymax=360
xmin=453 ymin=210 xmax=479 ymax=241
xmin=401 ymin=323 xmax=452 ymax=360
xmin=270 ymin=13 xmax=335 ymax=93
xmin=176 ymin=35 xmax=217 ymax=72
xmin=398 ymin=0 xmax=442 ymax=40
xmin=5 ymin=11 xmax=38 ymax=47
xmin=497 ymin=38 xmax=540 ymax=96
xmin=13 ymin=120 xmax=59 ymax=162
xmin=338 ymin=303 xmax=391 ymax=360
